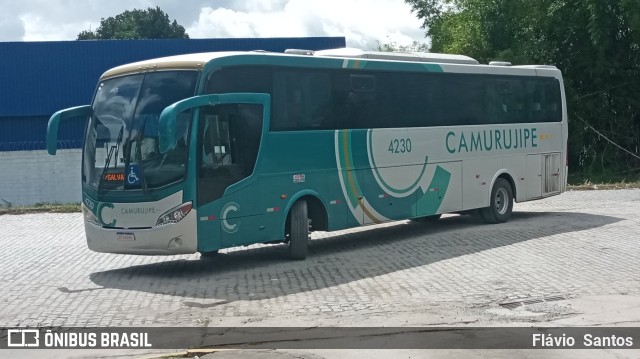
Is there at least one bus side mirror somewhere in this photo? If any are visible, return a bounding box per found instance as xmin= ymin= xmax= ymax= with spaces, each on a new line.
xmin=47 ymin=105 xmax=92 ymax=155
xmin=159 ymin=95 xmax=220 ymax=154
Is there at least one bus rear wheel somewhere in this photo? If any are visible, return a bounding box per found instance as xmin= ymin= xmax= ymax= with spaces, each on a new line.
xmin=288 ymin=199 xmax=309 ymax=260
xmin=480 ymin=178 xmax=513 ymax=224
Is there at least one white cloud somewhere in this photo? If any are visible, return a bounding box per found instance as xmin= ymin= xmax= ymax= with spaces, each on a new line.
xmin=0 ymin=1 xmax=25 ymax=41
xmin=0 ymin=0 xmax=427 ymax=50
xmin=187 ymin=0 xmax=425 ymax=49
xmin=21 ymin=14 xmax=98 ymax=41
xmin=187 ymin=0 xmax=424 ymax=49
xmin=0 ymin=17 xmax=25 ymax=42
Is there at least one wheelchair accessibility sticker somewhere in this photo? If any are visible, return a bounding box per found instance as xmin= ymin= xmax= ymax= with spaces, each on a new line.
xmin=126 ymin=164 xmax=141 ymax=186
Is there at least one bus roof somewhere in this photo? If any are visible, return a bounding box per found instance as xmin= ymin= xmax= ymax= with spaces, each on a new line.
xmin=100 ymin=52 xmax=240 ymax=79
xmin=314 ymin=47 xmax=480 ymax=65
xmin=100 ymin=48 xmax=559 ymax=80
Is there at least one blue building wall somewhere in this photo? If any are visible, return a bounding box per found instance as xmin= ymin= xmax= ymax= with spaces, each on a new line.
xmin=0 ymin=37 xmax=346 ymax=151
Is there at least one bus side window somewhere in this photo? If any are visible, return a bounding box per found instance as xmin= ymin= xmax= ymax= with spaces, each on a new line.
xmin=206 ymin=67 xmax=271 ymax=94
xmin=272 ymin=71 xmax=334 ymax=131
xmin=330 ymin=71 xmax=350 ymax=128
xmin=528 ymin=79 xmax=544 ymax=123
xmin=235 ymin=104 xmax=263 ymax=176
xmin=487 ymin=78 xmax=513 ymax=124
xmin=544 ymin=79 xmax=562 ymax=122
xmin=201 ymin=114 xmax=230 ymax=168
xmin=346 ymin=90 xmax=376 ymax=129
xmin=444 ymin=76 xmax=485 ymax=126
xmin=346 ymin=74 xmax=376 ymax=129
xmin=391 ymin=72 xmax=443 ymax=128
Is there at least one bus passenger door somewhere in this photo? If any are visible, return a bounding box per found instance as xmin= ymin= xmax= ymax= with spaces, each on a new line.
xmin=195 ymin=97 xmax=269 ymax=252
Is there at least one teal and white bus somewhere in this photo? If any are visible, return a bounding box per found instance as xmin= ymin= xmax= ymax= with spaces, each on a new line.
xmin=47 ymin=48 xmax=567 ymax=259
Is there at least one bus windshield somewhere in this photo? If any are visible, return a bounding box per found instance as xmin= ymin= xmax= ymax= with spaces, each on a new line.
xmin=83 ymin=71 xmax=199 ymax=191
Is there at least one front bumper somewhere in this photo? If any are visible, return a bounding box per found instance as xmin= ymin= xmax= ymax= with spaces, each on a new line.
xmin=85 ymin=209 xmax=198 ymax=255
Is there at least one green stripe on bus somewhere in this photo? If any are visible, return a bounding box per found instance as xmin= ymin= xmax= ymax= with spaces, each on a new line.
xmin=414 ymin=165 xmax=451 ymax=216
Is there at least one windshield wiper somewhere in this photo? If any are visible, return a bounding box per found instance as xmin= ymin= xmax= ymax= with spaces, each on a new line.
xmin=98 ymin=145 xmax=116 ymax=194
xmin=98 ymin=125 xmax=124 ymax=194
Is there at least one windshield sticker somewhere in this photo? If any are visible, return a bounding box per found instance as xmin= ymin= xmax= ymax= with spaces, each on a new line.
xmin=126 ymin=164 xmax=141 ymax=186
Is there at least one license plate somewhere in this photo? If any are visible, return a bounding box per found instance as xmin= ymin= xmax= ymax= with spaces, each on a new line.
xmin=117 ymin=232 xmax=135 ymax=241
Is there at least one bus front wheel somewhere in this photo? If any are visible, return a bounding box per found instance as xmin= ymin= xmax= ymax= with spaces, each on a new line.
xmin=480 ymin=178 xmax=513 ymax=224
xmin=288 ymin=200 xmax=309 ymax=260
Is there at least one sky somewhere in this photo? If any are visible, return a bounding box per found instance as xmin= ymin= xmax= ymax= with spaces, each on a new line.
xmin=0 ymin=0 xmax=427 ymax=49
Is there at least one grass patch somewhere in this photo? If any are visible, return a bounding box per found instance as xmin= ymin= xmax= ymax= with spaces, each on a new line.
xmin=0 ymin=202 xmax=81 ymax=215
xmin=568 ymin=171 xmax=640 ymax=190
xmin=567 ymin=181 xmax=640 ymax=190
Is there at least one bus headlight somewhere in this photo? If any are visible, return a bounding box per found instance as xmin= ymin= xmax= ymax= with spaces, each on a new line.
xmin=82 ymin=203 xmax=100 ymax=226
xmin=156 ymin=202 xmax=192 ymax=226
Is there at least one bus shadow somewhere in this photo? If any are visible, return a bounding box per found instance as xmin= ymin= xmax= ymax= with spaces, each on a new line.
xmin=90 ymin=211 xmax=621 ymax=302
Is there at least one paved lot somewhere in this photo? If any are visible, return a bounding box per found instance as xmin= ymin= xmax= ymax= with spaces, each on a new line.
xmin=1 ymin=189 xmax=640 ymax=356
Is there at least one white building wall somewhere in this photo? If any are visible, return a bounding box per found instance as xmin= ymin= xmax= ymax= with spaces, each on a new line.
xmin=0 ymin=149 xmax=82 ymax=206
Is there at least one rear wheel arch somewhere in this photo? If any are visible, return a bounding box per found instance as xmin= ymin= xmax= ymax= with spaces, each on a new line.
xmin=489 ymin=170 xmax=517 ymax=203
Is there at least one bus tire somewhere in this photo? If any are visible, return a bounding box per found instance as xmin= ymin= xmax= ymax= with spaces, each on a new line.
xmin=288 ymin=199 xmax=309 ymax=260
xmin=480 ymin=178 xmax=513 ymax=224
xmin=199 ymin=250 xmax=219 ymax=259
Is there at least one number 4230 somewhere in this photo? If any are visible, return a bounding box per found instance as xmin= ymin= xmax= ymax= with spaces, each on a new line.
xmin=388 ymin=138 xmax=412 ymax=154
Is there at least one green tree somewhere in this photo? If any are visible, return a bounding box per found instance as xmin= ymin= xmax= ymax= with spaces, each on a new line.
xmin=375 ymin=39 xmax=429 ymax=53
xmin=77 ymin=6 xmax=189 ymax=40
xmin=405 ymin=0 xmax=640 ymax=180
